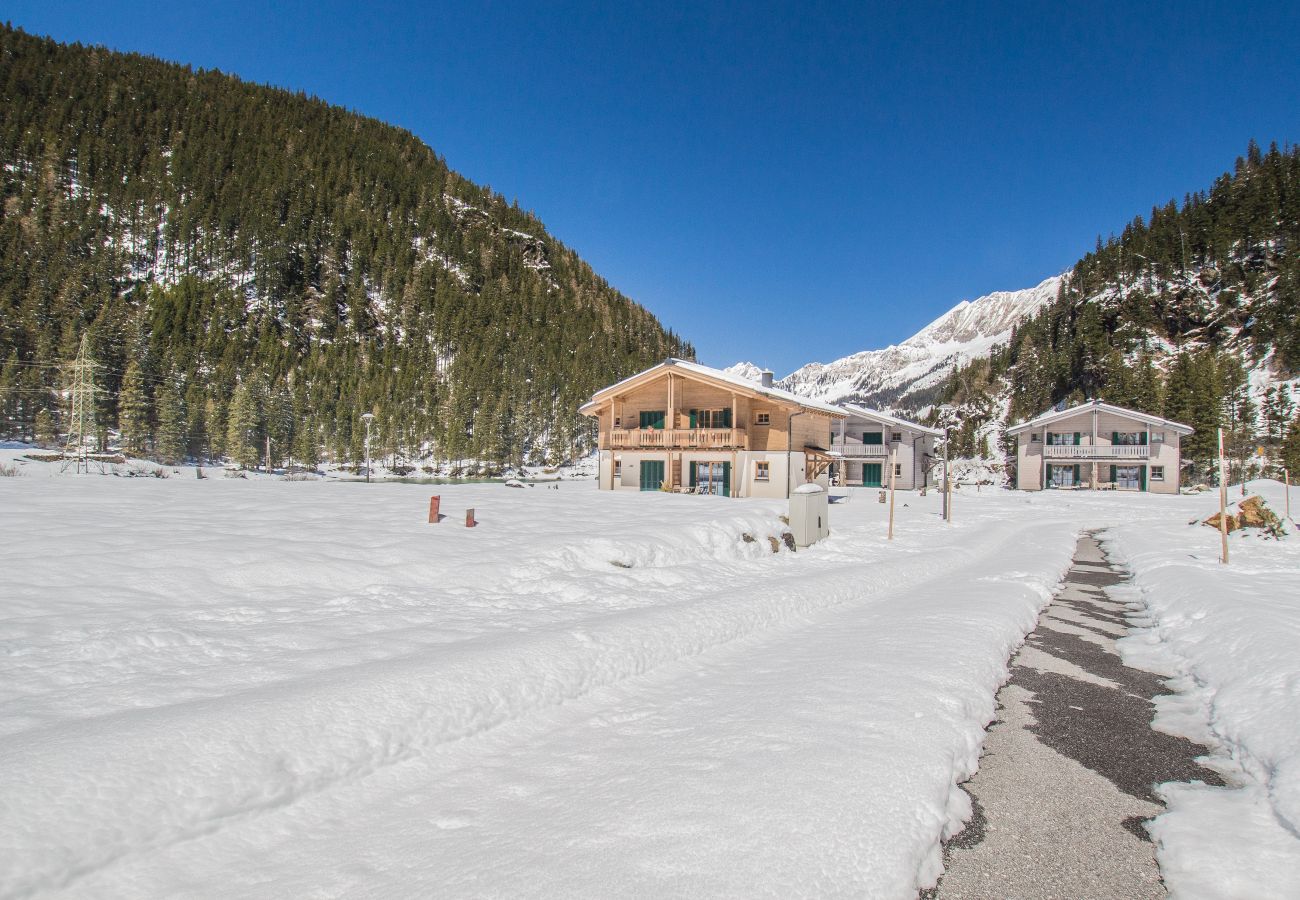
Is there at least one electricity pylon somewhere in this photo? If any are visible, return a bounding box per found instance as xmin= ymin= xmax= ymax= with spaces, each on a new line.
xmin=62 ymin=334 xmax=99 ymax=473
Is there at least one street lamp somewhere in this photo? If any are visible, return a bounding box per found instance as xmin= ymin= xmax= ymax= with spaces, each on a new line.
xmin=937 ymin=405 xmax=956 ymax=522
xmin=361 ymin=412 xmax=375 ymax=483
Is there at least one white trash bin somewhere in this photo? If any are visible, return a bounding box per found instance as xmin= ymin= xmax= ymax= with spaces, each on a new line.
xmin=790 ymin=483 xmax=830 ymax=548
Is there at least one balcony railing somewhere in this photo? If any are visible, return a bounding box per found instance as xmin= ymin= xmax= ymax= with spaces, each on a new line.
xmin=1043 ymin=444 xmax=1151 ymax=458
xmin=830 ymin=441 xmax=889 ymax=457
xmin=609 ymin=427 xmax=748 ymax=450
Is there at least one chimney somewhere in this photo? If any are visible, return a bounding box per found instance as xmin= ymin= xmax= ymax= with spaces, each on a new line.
xmin=760 ymin=370 xmax=774 ymax=388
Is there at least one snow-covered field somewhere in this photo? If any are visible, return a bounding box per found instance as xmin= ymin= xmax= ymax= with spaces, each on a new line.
xmin=2 ymin=453 xmax=1297 ymax=898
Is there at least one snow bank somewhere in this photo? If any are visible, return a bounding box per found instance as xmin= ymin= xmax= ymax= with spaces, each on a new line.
xmin=1105 ymin=480 xmax=1300 ymax=899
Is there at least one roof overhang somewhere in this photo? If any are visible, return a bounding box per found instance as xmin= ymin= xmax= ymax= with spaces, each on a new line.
xmin=1007 ymin=400 xmax=1193 ymax=436
xmin=838 ymin=403 xmax=943 ymax=437
xmin=580 ymin=358 xmax=847 ymax=419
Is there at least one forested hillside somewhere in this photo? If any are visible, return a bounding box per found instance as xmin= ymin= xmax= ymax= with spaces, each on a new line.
xmin=0 ymin=25 xmax=690 ymax=469
xmin=934 ymin=142 xmax=1300 ymax=481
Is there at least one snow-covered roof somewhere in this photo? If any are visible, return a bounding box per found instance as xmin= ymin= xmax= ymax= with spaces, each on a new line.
xmin=838 ymin=404 xmax=943 ymax=437
xmin=1006 ymin=399 xmax=1193 ymax=435
xmin=580 ymin=358 xmax=847 ymax=417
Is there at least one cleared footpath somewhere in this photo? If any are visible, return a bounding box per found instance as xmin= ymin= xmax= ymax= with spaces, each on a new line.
xmin=929 ymin=532 xmax=1223 ymax=899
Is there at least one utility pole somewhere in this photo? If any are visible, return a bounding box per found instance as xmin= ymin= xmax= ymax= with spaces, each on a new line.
xmin=942 ymin=427 xmax=951 ymax=522
xmin=62 ymin=334 xmax=98 ymax=474
xmin=1218 ymin=428 xmax=1229 ymax=565
xmin=362 ymin=412 xmax=375 ymax=483
xmin=887 ymin=445 xmax=897 ymax=540
xmin=1284 ymin=467 xmax=1291 ymax=521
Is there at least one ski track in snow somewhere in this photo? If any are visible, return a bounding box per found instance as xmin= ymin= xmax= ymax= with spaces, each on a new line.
xmin=1 ymin=468 xmax=1297 ymax=898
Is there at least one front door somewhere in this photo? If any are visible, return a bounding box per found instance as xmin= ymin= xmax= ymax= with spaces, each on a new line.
xmin=1048 ymin=464 xmax=1079 ymax=488
xmin=1115 ymin=465 xmax=1141 ymax=490
xmin=862 ymin=463 xmax=882 ymax=487
xmin=639 ymin=460 xmax=665 ymax=491
xmin=691 ymin=461 xmax=731 ymax=496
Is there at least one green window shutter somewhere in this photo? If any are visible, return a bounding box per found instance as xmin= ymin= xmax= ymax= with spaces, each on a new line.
xmin=689 ymin=409 xmax=697 ymax=428
xmin=1074 ymin=432 xmax=1081 ymax=445
xmin=722 ymin=462 xmax=731 ymax=497
xmin=652 ymin=411 xmax=665 ymax=429
xmin=1110 ymin=465 xmax=1116 ymax=483
xmin=1074 ymin=464 xmax=1081 ymax=482
xmin=864 ymin=432 xmax=883 ymax=445
xmin=1112 ymin=431 xmax=1119 ymax=445
xmin=1141 ymin=466 xmax=1147 ymax=491
xmin=689 ymin=462 xmax=697 ymax=488
xmin=1140 ymin=431 xmax=1148 ymax=445
xmin=722 ymin=408 xmax=732 ymax=428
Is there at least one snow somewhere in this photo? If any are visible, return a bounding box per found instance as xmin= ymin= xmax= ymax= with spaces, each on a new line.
xmin=2 ymin=456 xmax=1297 ymax=898
xmin=1103 ymin=479 xmax=1300 ymax=899
xmin=771 ymin=274 xmax=1065 ymax=409
xmin=792 ymin=482 xmax=824 ymax=494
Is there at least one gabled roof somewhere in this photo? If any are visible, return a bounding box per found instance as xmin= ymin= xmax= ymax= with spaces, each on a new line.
xmin=1006 ymin=399 xmax=1193 ymax=435
xmin=580 ymin=358 xmax=847 ymax=417
xmin=839 ymin=404 xmax=943 ymax=437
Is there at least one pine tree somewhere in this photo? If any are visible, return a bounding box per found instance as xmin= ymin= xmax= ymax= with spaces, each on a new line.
xmin=155 ymin=381 xmax=186 ymax=464
xmin=118 ymin=360 xmax=152 ymax=455
xmin=34 ymin=407 xmax=56 ymax=447
xmin=225 ymin=380 xmax=261 ymax=468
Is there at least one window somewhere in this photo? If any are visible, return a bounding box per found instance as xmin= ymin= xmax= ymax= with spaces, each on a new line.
xmin=755 ymin=412 xmax=770 ymax=426
xmin=614 ymin=417 xmax=621 ymax=428
xmin=690 ymin=409 xmax=733 ymax=428
xmin=1150 ymin=466 xmax=1164 ymax=481
xmin=893 ymin=463 xmax=902 ymax=477
xmin=1112 ymin=431 xmax=1146 ymax=446
xmin=1151 ymin=432 xmax=1165 ymax=443
xmin=891 ymin=432 xmax=902 ymax=442
xmin=1031 ymin=434 xmax=1042 ymax=442
xmin=755 ymin=461 xmax=770 ymax=481
xmin=638 ymin=410 xmax=665 ymax=430
xmin=613 ymin=458 xmax=622 ymax=476
xmin=1047 ymin=432 xmax=1081 ymax=445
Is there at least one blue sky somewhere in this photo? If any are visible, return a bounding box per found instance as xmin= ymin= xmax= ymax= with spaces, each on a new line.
xmin=7 ymin=2 xmax=1299 ymax=375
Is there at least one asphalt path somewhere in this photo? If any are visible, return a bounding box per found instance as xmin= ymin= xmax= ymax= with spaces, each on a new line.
xmin=927 ymin=532 xmax=1223 ymax=899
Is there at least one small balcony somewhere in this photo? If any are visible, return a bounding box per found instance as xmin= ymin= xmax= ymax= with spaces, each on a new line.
xmin=609 ymin=427 xmax=748 ymax=450
xmin=830 ymin=441 xmax=889 ymax=457
xmin=1042 ymin=444 xmax=1151 ymax=459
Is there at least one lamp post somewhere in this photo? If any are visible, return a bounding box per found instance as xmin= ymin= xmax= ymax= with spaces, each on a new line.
xmin=937 ymin=405 xmax=956 ymax=523
xmin=361 ymin=412 xmax=375 ymax=483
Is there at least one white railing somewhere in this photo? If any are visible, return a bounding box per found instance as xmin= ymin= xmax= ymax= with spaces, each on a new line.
xmin=609 ymin=428 xmax=748 ymax=450
xmin=830 ymin=442 xmax=889 ymax=457
xmin=1043 ymin=444 xmax=1150 ymax=458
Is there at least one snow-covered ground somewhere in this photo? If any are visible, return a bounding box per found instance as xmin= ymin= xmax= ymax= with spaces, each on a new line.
xmin=2 ymin=453 xmax=1297 ymax=898
xmin=1105 ymin=479 xmax=1300 ymax=900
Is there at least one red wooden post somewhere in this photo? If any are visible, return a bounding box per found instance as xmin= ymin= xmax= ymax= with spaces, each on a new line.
xmin=428 ymin=495 xmax=441 ymax=523
xmin=466 ymin=508 xmax=477 ymax=528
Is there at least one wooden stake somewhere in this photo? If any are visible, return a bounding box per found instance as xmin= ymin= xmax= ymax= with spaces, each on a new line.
xmin=428 ymin=495 xmax=441 ymax=523
xmin=1285 ymin=467 xmax=1291 ymax=520
xmin=1218 ymin=428 xmax=1229 ymax=565
xmin=887 ymin=446 xmax=897 ymax=540
xmin=466 ymin=508 xmax=477 ymax=528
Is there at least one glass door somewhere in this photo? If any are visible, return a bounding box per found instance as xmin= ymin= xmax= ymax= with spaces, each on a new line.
xmin=691 ymin=461 xmax=731 ymax=496
xmin=1115 ymin=465 xmax=1141 ymax=490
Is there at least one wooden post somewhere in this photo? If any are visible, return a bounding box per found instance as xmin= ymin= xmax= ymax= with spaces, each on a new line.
xmin=1218 ymin=428 xmax=1229 ymax=565
xmin=428 ymin=495 xmax=441 ymax=523
xmin=1284 ymin=467 xmax=1291 ymax=520
xmin=466 ymin=508 xmax=477 ymax=528
xmin=887 ymin=446 xmax=897 ymax=540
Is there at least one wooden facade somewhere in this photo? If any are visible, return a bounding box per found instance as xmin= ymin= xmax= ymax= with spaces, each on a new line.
xmin=581 ymin=359 xmax=847 ymax=498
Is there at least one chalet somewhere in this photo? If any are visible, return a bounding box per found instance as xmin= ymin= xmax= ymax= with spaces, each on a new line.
xmin=831 ymin=405 xmax=940 ymax=489
xmin=580 ymin=359 xmax=846 ymax=498
xmin=1007 ymin=400 xmax=1193 ymax=493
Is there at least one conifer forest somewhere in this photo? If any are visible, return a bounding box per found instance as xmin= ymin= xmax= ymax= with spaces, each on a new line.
xmin=933 ymin=141 xmax=1300 ymax=481
xmin=0 ymin=26 xmax=691 ymax=471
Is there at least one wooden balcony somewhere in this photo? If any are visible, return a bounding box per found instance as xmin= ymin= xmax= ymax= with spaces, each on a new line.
xmin=1043 ymin=444 xmax=1151 ymax=459
xmin=609 ymin=427 xmax=748 ymax=450
xmin=830 ymin=441 xmax=889 ymax=458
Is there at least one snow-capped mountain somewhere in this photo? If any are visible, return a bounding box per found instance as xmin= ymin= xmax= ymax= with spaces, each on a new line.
xmin=763 ymin=275 xmax=1064 ymax=410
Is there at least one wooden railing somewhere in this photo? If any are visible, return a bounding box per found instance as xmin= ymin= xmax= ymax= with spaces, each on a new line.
xmin=609 ymin=428 xmax=748 ymax=450
xmin=830 ymin=442 xmax=889 ymax=457
xmin=1043 ymin=444 xmax=1151 ymax=458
